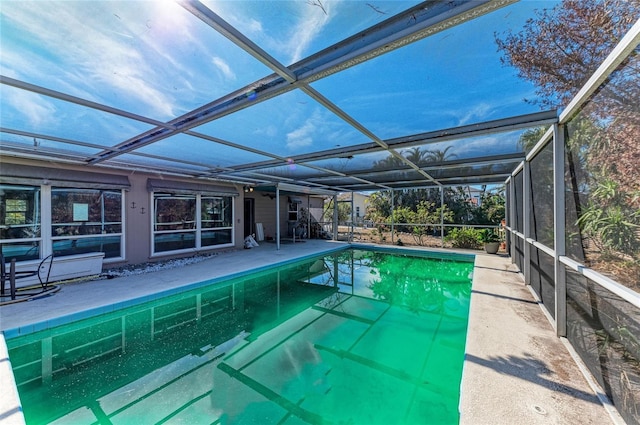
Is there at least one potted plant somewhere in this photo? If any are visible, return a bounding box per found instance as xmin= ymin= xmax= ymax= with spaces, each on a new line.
xmin=479 ymin=229 xmax=501 ymax=254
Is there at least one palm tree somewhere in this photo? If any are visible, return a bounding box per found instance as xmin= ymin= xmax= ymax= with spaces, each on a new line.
xmin=424 ymin=146 xmax=457 ymax=163
xmin=373 ymin=153 xmax=406 ymax=169
xmin=404 ymin=147 xmax=428 ymax=165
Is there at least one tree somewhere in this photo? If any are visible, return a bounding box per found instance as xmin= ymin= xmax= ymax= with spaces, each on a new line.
xmin=404 ymin=147 xmax=429 ymax=165
xmin=518 ymin=127 xmax=547 ymax=153
xmin=475 ymin=191 xmax=506 ymax=225
xmin=424 ymin=146 xmax=457 ymax=163
xmin=496 ymin=0 xmax=638 ymax=110
xmin=496 ymin=0 xmax=640 ymax=204
xmin=496 ymin=0 xmax=640 ymax=286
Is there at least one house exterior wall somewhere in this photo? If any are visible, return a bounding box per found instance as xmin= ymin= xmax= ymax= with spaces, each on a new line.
xmin=126 ymin=173 xmax=152 ymax=264
xmin=1 ymin=159 xmax=333 ymax=273
xmin=251 ymin=193 xmax=278 ymax=240
xmin=352 ymin=192 xmax=369 ymax=222
xmin=337 ymin=192 xmax=370 ymax=225
xmin=0 ymin=158 xmax=244 ymax=270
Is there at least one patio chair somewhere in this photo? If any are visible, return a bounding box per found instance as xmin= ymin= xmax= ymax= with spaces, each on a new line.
xmin=1 ymin=253 xmax=54 ymax=301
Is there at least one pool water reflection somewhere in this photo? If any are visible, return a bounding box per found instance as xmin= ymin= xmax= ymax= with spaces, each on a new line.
xmin=7 ymin=249 xmax=473 ymax=424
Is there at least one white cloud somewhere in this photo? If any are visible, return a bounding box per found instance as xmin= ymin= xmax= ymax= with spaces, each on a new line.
xmin=285 ymin=108 xmax=339 ymax=151
xmin=0 ymin=1 xmax=188 ymax=119
xmin=456 ymin=103 xmax=493 ymax=126
xmin=246 ymin=18 xmax=263 ymax=34
xmin=254 ymin=125 xmax=278 ymax=138
xmin=457 ymin=130 xmax=524 ymax=156
xmin=5 ymin=89 xmax=57 ymax=128
xmin=212 ymin=57 xmax=236 ymax=81
xmin=284 ymin=2 xmax=335 ymax=64
xmin=286 ymin=120 xmax=316 ymax=150
xmin=286 ymin=108 xmax=328 ymax=150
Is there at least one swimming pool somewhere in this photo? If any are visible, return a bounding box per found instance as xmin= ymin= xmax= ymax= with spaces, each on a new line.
xmin=6 ymin=248 xmax=474 ymax=424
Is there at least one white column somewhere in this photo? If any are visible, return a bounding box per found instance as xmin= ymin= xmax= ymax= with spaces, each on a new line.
xmin=350 ymin=192 xmax=355 ymax=242
xmin=41 ymin=185 xmax=52 ymax=258
xmin=523 ymin=160 xmax=531 ymax=285
xmin=440 ymin=186 xmax=445 ymax=248
xmin=390 ymin=189 xmax=395 ymax=244
xmin=333 ymin=194 xmax=338 ymax=240
xmin=553 ymin=123 xmax=567 ymax=337
xmin=276 ymin=186 xmax=281 ymax=251
xmin=509 ymin=176 xmax=517 ymax=264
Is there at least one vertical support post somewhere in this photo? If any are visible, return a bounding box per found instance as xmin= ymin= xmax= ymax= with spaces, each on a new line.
xmin=276 ymin=186 xmax=281 ymax=250
xmin=41 ymin=337 xmax=53 ymax=384
xmin=307 ymin=196 xmax=311 ymax=239
xmin=195 ymin=195 xmax=202 ymax=249
xmin=509 ymin=174 xmax=517 ymax=264
xmin=523 ymin=160 xmax=531 ymax=285
xmin=554 ymin=123 xmax=567 ymax=337
xmin=440 ymin=186 xmax=445 ymax=248
xmin=151 ymin=307 xmax=155 ymax=340
xmin=233 ymin=281 xmax=245 ymax=312
xmin=121 ymin=316 xmax=126 ymax=354
xmin=350 ymin=191 xmax=355 ymax=242
xmin=9 ymin=259 xmax=16 ymax=300
xmin=41 ymin=185 xmax=52 ymax=258
xmin=277 ymin=271 xmax=281 ymax=318
xmin=390 ymin=189 xmax=395 ymax=244
xmin=350 ymin=249 xmax=355 ymax=293
xmin=333 ymin=194 xmax=338 ymax=240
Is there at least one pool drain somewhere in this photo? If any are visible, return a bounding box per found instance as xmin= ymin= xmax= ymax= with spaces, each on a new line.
xmin=532 ymin=405 xmax=547 ymax=415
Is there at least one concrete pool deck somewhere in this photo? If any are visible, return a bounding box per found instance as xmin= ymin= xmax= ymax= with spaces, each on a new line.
xmin=0 ymin=240 xmax=617 ymax=424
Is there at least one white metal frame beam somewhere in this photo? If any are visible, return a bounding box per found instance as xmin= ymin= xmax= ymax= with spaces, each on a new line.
xmin=87 ymin=0 xmax=516 ymax=166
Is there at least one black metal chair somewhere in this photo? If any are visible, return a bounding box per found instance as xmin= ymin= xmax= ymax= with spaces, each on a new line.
xmin=1 ymin=253 xmax=54 ymax=301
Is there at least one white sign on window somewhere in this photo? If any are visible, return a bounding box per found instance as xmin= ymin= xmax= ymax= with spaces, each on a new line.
xmin=73 ymin=203 xmax=89 ymax=221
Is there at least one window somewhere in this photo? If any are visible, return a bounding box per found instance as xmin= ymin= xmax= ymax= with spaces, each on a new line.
xmin=5 ymin=199 xmax=27 ymax=224
xmin=0 ymin=184 xmax=41 ymax=261
xmin=201 ymin=197 xmax=233 ymax=247
xmin=152 ymin=193 xmax=233 ymax=254
xmin=288 ymin=202 xmax=298 ymax=221
xmin=51 ymin=188 xmax=123 ymax=259
xmin=153 ymin=195 xmax=197 ymax=253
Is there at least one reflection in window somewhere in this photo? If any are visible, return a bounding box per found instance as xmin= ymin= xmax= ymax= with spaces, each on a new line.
xmin=154 ymin=195 xmax=196 ymax=253
xmin=51 ymin=188 xmax=123 ymax=258
xmin=202 ymin=197 xmax=232 ymax=228
xmin=201 ymin=197 xmax=233 ymax=248
xmin=5 ymin=199 xmax=27 ymax=224
xmin=153 ymin=194 xmax=233 ymax=253
xmin=0 ymin=184 xmax=41 ymax=261
xmin=154 ymin=196 xmax=196 ymax=231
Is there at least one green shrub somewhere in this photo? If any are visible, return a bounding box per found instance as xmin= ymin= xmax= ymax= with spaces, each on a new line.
xmin=479 ymin=228 xmax=501 ymax=243
xmin=445 ymin=227 xmax=482 ymax=249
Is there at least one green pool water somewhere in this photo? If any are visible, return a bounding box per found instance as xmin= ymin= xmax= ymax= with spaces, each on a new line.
xmin=7 ymin=248 xmax=474 ymax=425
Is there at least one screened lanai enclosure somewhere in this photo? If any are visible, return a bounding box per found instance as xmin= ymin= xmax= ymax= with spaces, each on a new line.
xmin=1 ymin=0 xmax=639 ymax=423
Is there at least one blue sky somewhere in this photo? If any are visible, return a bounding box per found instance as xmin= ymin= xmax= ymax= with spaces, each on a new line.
xmin=0 ymin=0 xmax=560 ymax=172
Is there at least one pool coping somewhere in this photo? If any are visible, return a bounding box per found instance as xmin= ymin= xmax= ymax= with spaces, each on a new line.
xmin=460 ymin=253 xmax=619 ymax=425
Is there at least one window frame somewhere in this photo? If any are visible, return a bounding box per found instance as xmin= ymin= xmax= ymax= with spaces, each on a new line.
xmin=50 ymin=187 xmax=126 ymax=261
xmin=151 ymin=192 xmax=235 ymax=256
xmin=0 ymin=184 xmax=42 ymax=262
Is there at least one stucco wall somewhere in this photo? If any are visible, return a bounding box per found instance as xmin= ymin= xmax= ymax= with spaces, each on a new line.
xmin=1 ymin=159 xmax=333 ymax=269
xmin=1 ymin=158 xmax=244 ymax=268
